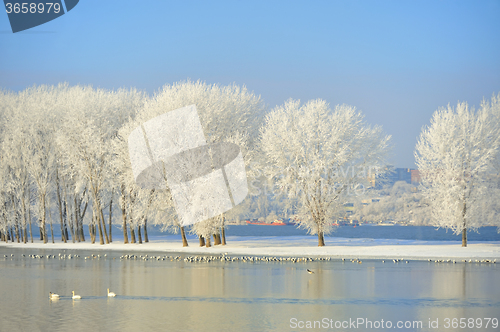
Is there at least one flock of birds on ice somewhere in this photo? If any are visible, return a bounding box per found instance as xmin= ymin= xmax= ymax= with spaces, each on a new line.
xmin=3 ymin=251 xmax=497 ymax=265
xmin=3 ymin=251 xmax=497 ymax=266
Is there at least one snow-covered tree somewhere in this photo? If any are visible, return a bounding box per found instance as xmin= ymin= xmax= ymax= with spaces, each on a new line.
xmin=482 ymin=93 xmax=500 ymax=234
xmin=119 ymin=80 xmax=265 ymax=246
xmin=415 ymin=95 xmax=500 ymax=246
xmin=2 ymin=117 xmax=33 ymax=243
xmin=56 ymin=86 xmax=144 ymax=245
xmin=16 ymin=86 xmax=61 ymax=244
xmin=0 ymin=84 xmax=144 ymax=245
xmin=260 ymin=99 xmax=391 ymax=246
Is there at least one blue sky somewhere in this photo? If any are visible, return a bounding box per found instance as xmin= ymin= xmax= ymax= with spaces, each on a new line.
xmin=1 ymin=0 xmax=499 ymax=167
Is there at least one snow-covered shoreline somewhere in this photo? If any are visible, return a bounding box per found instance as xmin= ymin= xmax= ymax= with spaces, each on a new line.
xmin=1 ymin=236 xmax=499 ymax=260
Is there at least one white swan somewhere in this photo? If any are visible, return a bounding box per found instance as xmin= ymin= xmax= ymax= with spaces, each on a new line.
xmin=49 ymin=292 xmax=60 ymax=300
xmin=107 ymin=288 xmax=116 ymax=297
xmin=72 ymin=291 xmax=81 ymax=300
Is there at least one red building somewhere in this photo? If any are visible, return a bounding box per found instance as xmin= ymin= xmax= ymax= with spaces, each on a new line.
xmin=411 ymin=169 xmax=421 ymax=184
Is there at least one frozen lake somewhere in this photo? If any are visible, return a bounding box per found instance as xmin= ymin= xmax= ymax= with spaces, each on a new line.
xmin=1 ymin=247 xmax=499 ymax=331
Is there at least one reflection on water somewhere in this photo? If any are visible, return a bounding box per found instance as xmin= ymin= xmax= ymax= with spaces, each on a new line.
xmin=0 ymin=248 xmax=498 ymax=331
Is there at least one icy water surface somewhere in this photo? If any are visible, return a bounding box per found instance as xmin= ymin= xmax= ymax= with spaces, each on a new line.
xmin=0 ymin=248 xmax=499 ymax=331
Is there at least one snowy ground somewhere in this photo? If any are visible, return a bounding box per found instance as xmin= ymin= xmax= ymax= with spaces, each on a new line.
xmin=1 ymin=236 xmax=499 ymax=260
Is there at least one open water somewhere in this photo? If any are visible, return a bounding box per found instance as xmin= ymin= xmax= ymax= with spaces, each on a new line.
xmin=1 ymin=225 xmax=499 ymax=331
xmin=27 ymin=224 xmax=500 ymax=243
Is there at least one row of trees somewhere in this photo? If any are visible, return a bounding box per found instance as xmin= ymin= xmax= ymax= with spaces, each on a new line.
xmin=0 ymin=82 xmax=498 ymax=247
xmin=0 ymin=82 xmax=266 ymax=247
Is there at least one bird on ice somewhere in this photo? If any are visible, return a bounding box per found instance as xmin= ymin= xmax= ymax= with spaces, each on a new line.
xmin=107 ymin=288 xmax=116 ymax=297
xmin=306 ymin=269 xmax=315 ymax=274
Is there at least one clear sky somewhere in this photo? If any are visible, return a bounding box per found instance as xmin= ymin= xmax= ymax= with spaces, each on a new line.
xmin=1 ymin=0 xmax=499 ymax=167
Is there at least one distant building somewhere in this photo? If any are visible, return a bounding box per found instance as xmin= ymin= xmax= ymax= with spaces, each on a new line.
xmin=361 ymin=198 xmax=380 ymax=205
xmin=367 ymin=166 xmax=420 ymax=188
xmin=343 ymin=202 xmax=354 ymax=215
xmin=410 ymin=169 xmax=421 ymax=184
xmin=392 ymin=168 xmax=412 ymax=184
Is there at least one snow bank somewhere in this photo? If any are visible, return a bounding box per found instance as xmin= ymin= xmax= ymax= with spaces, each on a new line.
xmin=1 ymin=236 xmax=499 ymax=260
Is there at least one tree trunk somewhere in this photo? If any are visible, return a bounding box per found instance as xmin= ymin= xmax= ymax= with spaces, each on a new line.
xmin=222 ymin=228 xmax=227 ymax=245
xmin=42 ymin=196 xmax=47 ymax=244
xmin=462 ymin=203 xmax=467 ymax=247
xmin=49 ymin=220 xmax=54 ymax=244
xmin=213 ymin=233 xmax=221 ymax=245
xmin=14 ymin=220 xmax=20 ymax=243
xmin=68 ymin=214 xmax=75 ymax=243
xmin=66 ymin=200 xmax=75 ymax=243
xmin=55 ymin=172 xmax=66 ymax=243
xmin=79 ymin=206 xmax=86 ymax=242
xmin=100 ymin=209 xmax=109 ymax=244
xmin=120 ymin=184 xmax=128 ymax=244
xmin=89 ymin=221 xmax=95 ymax=244
xmin=79 ymin=197 xmax=88 ymax=242
xmin=144 ymin=219 xmax=149 ymax=242
xmin=39 ymin=226 xmax=43 ymax=241
xmin=138 ymin=225 xmax=142 ymax=244
xmin=199 ymin=235 xmax=205 ymax=247
xmin=80 ymin=221 xmax=85 ymax=242
xmin=221 ymin=215 xmax=226 ymax=245
xmin=205 ymin=236 xmax=211 ymax=247
xmin=64 ymin=219 xmax=69 ymax=242
xmin=180 ymin=226 xmax=188 ymax=247
xmin=28 ymin=197 xmax=33 ymax=243
xmin=108 ymin=197 xmax=113 ymax=243
xmin=130 ymin=226 xmax=136 ymax=244
xmin=96 ymin=210 xmax=104 ymax=245
xmin=318 ymin=231 xmax=325 ymax=247
xmin=74 ymin=197 xmax=82 ymax=242
xmin=122 ymin=213 xmax=129 ymax=244
xmin=11 ymin=196 xmax=20 ymax=243
xmin=42 ymin=225 xmax=46 ymax=243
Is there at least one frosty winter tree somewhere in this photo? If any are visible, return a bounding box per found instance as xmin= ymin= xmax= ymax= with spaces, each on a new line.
xmin=415 ymin=95 xmax=500 ymax=247
xmin=118 ymin=81 xmax=265 ymax=246
xmin=0 ymin=84 xmax=144 ymax=245
xmin=260 ymin=99 xmax=391 ymax=246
